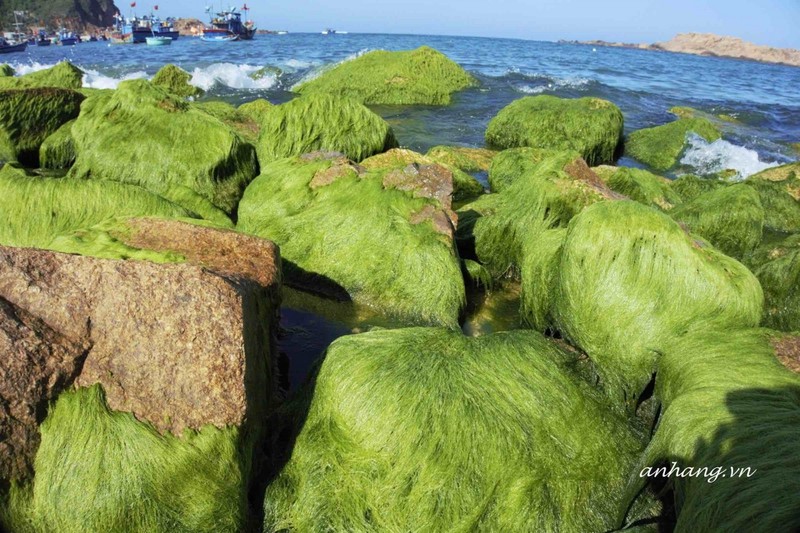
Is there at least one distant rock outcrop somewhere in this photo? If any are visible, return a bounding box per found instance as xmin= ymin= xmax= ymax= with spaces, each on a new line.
xmin=173 ymin=17 xmax=205 ymax=36
xmin=572 ymin=33 xmax=800 ymax=68
xmin=0 ymin=0 xmax=119 ymax=30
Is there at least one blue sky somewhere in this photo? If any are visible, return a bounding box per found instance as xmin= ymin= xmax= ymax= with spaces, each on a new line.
xmin=144 ymin=0 xmax=800 ymax=48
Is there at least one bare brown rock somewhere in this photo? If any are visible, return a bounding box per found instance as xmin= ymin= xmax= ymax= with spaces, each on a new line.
xmin=0 ymin=221 xmax=281 ymax=447
xmin=173 ymin=18 xmax=206 ymax=36
xmin=772 ymin=334 xmax=800 ymax=374
xmin=0 ymin=297 xmax=89 ymax=482
xmin=382 ymin=162 xmax=455 ymax=210
xmin=310 ymin=162 xmax=361 ymax=189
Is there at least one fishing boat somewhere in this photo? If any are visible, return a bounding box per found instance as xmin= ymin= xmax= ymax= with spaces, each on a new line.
xmin=3 ymin=10 xmax=28 ymax=52
xmin=36 ymin=31 xmax=51 ymax=46
xmin=57 ymin=29 xmax=78 ymax=46
xmin=146 ymin=36 xmax=172 ymax=46
xmin=202 ymin=4 xmax=256 ymax=41
xmin=0 ymin=37 xmax=26 ymax=54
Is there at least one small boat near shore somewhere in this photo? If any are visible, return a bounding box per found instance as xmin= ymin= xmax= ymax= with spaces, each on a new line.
xmin=202 ymin=4 xmax=256 ymax=41
xmin=201 ymin=32 xmax=239 ymax=42
xmin=57 ymin=30 xmax=78 ymax=46
xmin=146 ymin=36 xmax=172 ymax=46
xmin=0 ymin=38 xmax=26 ymax=54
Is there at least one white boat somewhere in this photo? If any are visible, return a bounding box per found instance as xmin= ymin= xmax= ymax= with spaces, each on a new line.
xmin=146 ymin=36 xmax=172 ymax=46
xmin=200 ymin=32 xmax=239 ymax=42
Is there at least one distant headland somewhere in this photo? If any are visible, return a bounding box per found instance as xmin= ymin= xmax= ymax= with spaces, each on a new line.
xmin=565 ymin=33 xmax=800 ymax=68
xmin=0 ymin=0 xmax=119 ymax=31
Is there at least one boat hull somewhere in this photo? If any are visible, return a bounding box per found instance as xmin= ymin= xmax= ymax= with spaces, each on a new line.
xmin=58 ymin=38 xmax=77 ymax=46
xmin=0 ymin=42 xmax=27 ymax=54
xmin=146 ymin=37 xmax=172 ymax=46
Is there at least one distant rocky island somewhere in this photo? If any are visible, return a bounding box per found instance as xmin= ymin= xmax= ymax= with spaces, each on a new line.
xmin=567 ymin=33 xmax=800 ymax=68
xmin=0 ymin=0 xmax=118 ymax=31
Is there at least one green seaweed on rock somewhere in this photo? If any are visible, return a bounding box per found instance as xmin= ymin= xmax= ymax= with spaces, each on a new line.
xmin=238 ymin=156 xmax=464 ymax=328
xmin=747 ymin=235 xmax=800 ymax=332
xmin=743 ymin=162 xmax=800 ymax=234
xmin=0 ymin=61 xmax=83 ymax=90
xmin=485 ymin=95 xmax=624 ymax=166
xmin=488 ymin=147 xmax=579 ymax=192
xmin=294 ymin=46 xmax=476 ymax=105
xmin=669 ymin=184 xmax=764 ymax=260
xmin=265 ymin=328 xmax=655 ymax=533
xmin=624 ymin=117 xmax=721 ymax=171
xmin=256 ymin=94 xmax=397 ymax=164
xmin=669 ymin=173 xmax=726 ymax=202
xmin=425 ymin=145 xmax=497 ymax=173
xmin=151 ymin=64 xmax=204 ymax=98
xmin=68 ymin=79 xmax=257 ymax=219
xmin=38 ymin=119 xmax=76 ymax=170
xmin=593 ymin=165 xmax=683 ymax=211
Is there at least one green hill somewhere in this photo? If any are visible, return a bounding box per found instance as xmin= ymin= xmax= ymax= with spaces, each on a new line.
xmin=0 ymin=0 xmax=119 ymax=30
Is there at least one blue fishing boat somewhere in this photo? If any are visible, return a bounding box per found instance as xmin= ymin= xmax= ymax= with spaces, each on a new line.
xmin=36 ymin=31 xmax=51 ymax=46
xmin=202 ymin=4 xmax=256 ymax=41
xmin=57 ymin=29 xmax=78 ymax=46
xmin=114 ymin=8 xmax=180 ymax=44
xmin=0 ymin=37 xmax=26 ymax=54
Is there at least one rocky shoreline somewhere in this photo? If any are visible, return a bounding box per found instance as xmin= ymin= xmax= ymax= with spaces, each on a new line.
xmin=0 ymin=47 xmax=799 ymax=531
xmin=568 ymin=32 xmax=800 ymax=68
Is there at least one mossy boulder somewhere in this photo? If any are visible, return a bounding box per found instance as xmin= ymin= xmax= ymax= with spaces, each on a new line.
xmin=669 ymin=184 xmax=764 ymax=260
xmin=747 ymin=235 xmax=800 ymax=332
xmin=461 ymin=152 xmax=619 ymax=277
xmin=0 ymin=64 xmax=14 ymax=77
xmin=0 ymin=61 xmax=83 ymax=90
xmin=791 ymin=142 xmax=800 ymax=156
xmin=626 ymin=329 xmax=800 ymax=531
xmin=294 ymin=46 xmax=476 ymax=105
xmin=743 ymin=162 xmax=800 ymax=234
xmin=192 ymin=100 xmax=262 ymax=145
xmin=238 ymin=154 xmax=464 ymax=328
xmin=265 ymin=328 xmax=652 ymax=532
xmin=425 ymin=145 xmax=497 ymax=172
xmin=151 ymin=64 xmax=203 ymax=98
xmin=551 ymin=201 xmax=763 ymax=404
xmin=485 ymin=95 xmax=624 ymax=166
xmin=0 ymin=164 xmax=196 ymax=249
xmin=488 ymin=147 xmax=579 ymax=192
xmin=39 ymin=119 xmax=76 ymax=170
xmin=256 ymin=94 xmax=397 ymax=164
xmin=238 ymin=98 xmax=273 ymax=126
xmin=0 ymin=88 xmax=84 ymax=167
xmin=625 ymin=117 xmax=721 ymax=171
xmin=593 ymin=165 xmax=683 ymax=211
xmin=68 ymin=79 xmax=256 ymax=221
xmin=361 ymin=148 xmax=484 ymax=202
xmin=670 ymin=173 xmax=726 ymax=201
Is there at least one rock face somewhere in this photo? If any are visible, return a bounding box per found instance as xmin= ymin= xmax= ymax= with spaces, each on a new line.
xmin=294 ymin=46 xmax=476 ymax=105
xmin=0 ymin=297 xmax=89 ymax=482
xmin=0 ymin=220 xmax=281 ymax=479
xmin=173 ymin=17 xmax=206 ymax=36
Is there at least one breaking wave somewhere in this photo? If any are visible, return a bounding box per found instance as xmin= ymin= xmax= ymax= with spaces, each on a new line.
xmin=290 ymin=48 xmax=372 ymax=90
xmin=680 ymin=134 xmax=779 ymax=180
xmin=189 ymin=63 xmax=279 ymax=91
xmin=82 ymin=69 xmax=148 ymax=89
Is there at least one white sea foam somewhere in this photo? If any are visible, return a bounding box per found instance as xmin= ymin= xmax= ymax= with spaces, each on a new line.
xmin=7 ymin=61 xmax=54 ymax=75
xmin=82 ymin=69 xmax=148 ymax=89
xmin=189 ymin=63 xmax=278 ymax=91
xmin=680 ymin=134 xmax=779 ymax=181
xmin=516 ymin=76 xmax=592 ymax=94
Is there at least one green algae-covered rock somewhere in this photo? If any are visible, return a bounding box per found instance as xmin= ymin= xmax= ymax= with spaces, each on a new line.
xmin=485 ymin=95 xmax=624 ymax=166
xmin=593 ymin=165 xmax=683 ymax=211
xmin=0 ymin=64 xmax=14 ymax=77
xmin=265 ymin=328 xmax=653 ymax=532
xmin=0 ymin=88 xmax=84 ymax=167
xmin=39 ymin=119 xmax=76 ymax=170
xmin=791 ymin=142 xmax=800 ymax=157
xmin=294 ymin=46 xmax=476 ymax=105
xmin=0 ymin=165 xmax=193 ymax=249
xmin=748 ymin=234 xmax=800 ymax=332
xmin=68 ymin=80 xmax=256 ymax=221
xmin=743 ymin=162 xmax=800 ymax=234
xmin=625 ymin=117 xmax=721 ymax=170
xmin=488 ymin=146 xmax=579 ymax=192
xmin=238 ymin=154 xmax=464 ymax=328
xmin=361 ymin=148 xmax=484 ymax=202
xmin=256 ymin=94 xmax=397 ymax=164
xmin=627 ymin=329 xmax=800 ymax=531
xmin=192 ymin=100 xmax=262 ymax=145
xmin=669 ymin=184 xmax=764 ymax=260
xmin=425 ymin=145 xmax=497 ymax=172
xmin=552 ymin=200 xmax=763 ymax=404
xmin=0 ymin=61 xmax=83 ymax=90
xmin=151 ymin=64 xmax=203 ymax=98
xmin=238 ymin=98 xmax=273 ymax=126
xmin=670 ymin=173 xmax=726 ymax=201
xmin=461 ymin=152 xmax=618 ymax=277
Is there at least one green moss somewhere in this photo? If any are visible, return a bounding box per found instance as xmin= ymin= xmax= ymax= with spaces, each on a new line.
xmin=68 ymin=79 xmax=256 ymax=219
xmin=0 ymin=61 xmax=83 ymax=90
xmin=670 ymin=173 xmax=726 ymax=202
xmin=250 ymin=66 xmax=282 ymax=80
xmin=192 ymin=100 xmax=261 ymax=145
xmin=488 ymin=147 xmax=579 ymax=192
xmin=425 ymin=146 xmax=496 ymax=172
xmin=485 ymin=95 xmax=624 ymax=166
xmin=238 ymin=156 xmax=464 ymax=328
xmin=0 ymin=165 xmax=193 ymax=249
xmin=553 ymin=200 xmax=763 ymax=405
xmin=151 ymin=64 xmax=204 ymax=98
xmin=747 ymin=235 xmax=800 ymax=332
xmin=0 ymin=88 xmax=84 ymax=167
xmin=39 ymin=119 xmax=76 ymax=170
xmin=463 ymin=152 xmax=614 ymax=277
xmin=0 ymin=64 xmax=14 ymax=77
xmin=625 ymin=117 xmax=721 ymax=171
xmin=295 ymin=46 xmax=476 ymax=105
xmin=623 ymin=329 xmax=800 ymax=531
xmin=743 ymin=162 xmax=800 ymax=234
xmin=360 ymin=148 xmax=483 ymax=202
xmin=256 ymin=94 xmax=397 ymax=164
xmin=593 ymin=165 xmax=683 ymax=211
xmin=669 ymin=185 xmax=764 ymax=260
xmin=265 ymin=328 xmax=653 ymax=532
xmin=791 ymin=142 xmax=800 ymax=156
xmin=4 ymin=386 xmax=249 ymax=533
xmin=519 ymin=228 xmax=567 ymax=331
xmin=237 ymin=98 xmax=273 ymax=127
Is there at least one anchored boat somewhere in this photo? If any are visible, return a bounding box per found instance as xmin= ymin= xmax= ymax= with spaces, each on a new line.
xmin=146 ymin=36 xmax=172 ymax=46
xmin=202 ymin=4 xmax=256 ymax=41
